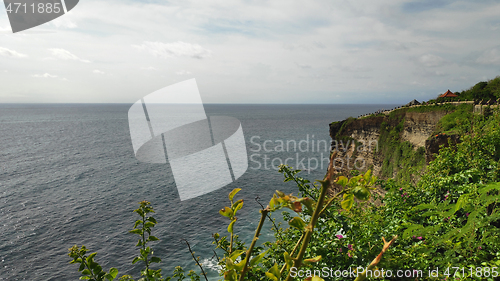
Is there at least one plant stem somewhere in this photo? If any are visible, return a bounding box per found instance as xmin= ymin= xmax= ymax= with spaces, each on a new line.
xmin=142 ymin=212 xmax=149 ymax=273
xmin=284 ymin=179 xmax=330 ymax=281
xmin=238 ymin=207 xmax=269 ymax=281
xmin=280 ymin=232 xmax=305 ymax=275
xmin=182 ymin=239 xmax=209 ymax=281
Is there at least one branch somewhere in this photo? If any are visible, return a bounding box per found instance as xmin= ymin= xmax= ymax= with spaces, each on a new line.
xmin=181 ymin=239 xmax=209 ymax=281
xmin=354 ymin=236 xmax=398 ymax=281
xmin=238 ymin=207 xmax=269 ymax=281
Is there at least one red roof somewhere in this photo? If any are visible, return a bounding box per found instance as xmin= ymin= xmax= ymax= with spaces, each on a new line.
xmin=439 ymin=89 xmax=458 ymax=98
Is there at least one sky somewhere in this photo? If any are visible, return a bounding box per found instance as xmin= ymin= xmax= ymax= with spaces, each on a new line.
xmin=1 ymin=0 xmax=500 ymax=104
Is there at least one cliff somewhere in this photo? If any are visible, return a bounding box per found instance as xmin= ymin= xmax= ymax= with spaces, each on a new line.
xmin=328 ymin=105 xmax=467 ymax=180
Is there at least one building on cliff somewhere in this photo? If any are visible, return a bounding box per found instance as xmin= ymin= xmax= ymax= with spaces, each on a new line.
xmin=439 ymin=89 xmax=458 ymax=98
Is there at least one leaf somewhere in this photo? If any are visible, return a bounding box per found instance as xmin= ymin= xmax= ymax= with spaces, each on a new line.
xmin=250 ymin=250 xmax=268 ymax=267
xmin=363 ymin=169 xmax=372 ymax=182
xmin=305 ymin=276 xmax=325 ymax=281
xmin=229 ymin=188 xmax=242 ymax=202
xmin=78 ymin=262 xmax=85 ymax=272
xmin=341 ymin=193 xmax=354 ymax=211
xmin=403 ymin=224 xmax=424 ymax=239
xmin=228 ymin=219 xmax=237 ymax=234
xmin=454 ymin=195 xmax=469 ymax=213
xmin=132 ymin=257 xmax=142 ymax=264
xmin=148 ymin=235 xmax=159 ymax=241
xmin=147 ymin=217 xmax=157 ymax=224
xmin=276 ymin=190 xmax=286 ymax=198
xmin=144 ymin=221 xmax=155 ymax=228
xmin=303 ymin=255 xmax=322 ymax=264
xmin=233 ymin=257 xmax=246 ymax=272
xmin=150 ymin=257 xmax=161 ymax=263
xmin=232 ymin=199 xmax=244 ymax=215
xmin=133 ymin=220 xmax=143 ymax=229
xmin=219 ymin=207 xmax=234 ymax=218
xmin=336 ymin=176 xmax=348 ymax=187
xmin=229 ymin=250 xmax=245 ymax=262
xmin=265 ymin=272 xmax=278 ymax=281
xmin=81 ymin=269 xmax=92 ymax=276
xmin=129 ymin=229 xmax=142 ymax=235
xmin=86 ymin=253 xmax=97 ymax=264
xmin=283 ymin=252 xmax=293 ymax=270
xmin=224 ymin=269 xmax=238 ymax=281
xmin=269 ymin=263 xmax=280 ymax=280
xmin=289 ymin=217 xmax=306 ymax=231
xmin=107 ymin=268 xmax=118 ymax=279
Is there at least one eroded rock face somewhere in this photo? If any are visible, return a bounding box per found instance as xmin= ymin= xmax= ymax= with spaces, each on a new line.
xmin=402 ymin=111 xmax=448 ymax=149
xmin=425 ymin=134 xmax=461 ymax=163
xmin=329 ymin=110 xmax=451 ymax=178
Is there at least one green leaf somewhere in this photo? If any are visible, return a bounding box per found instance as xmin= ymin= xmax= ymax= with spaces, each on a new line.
xmin=147 ymin=217 xmax=157 ymax=224
xmin=228 ymin=219 xmax=236 ymax=234
xmin=265 ymin=272 xmax=278 ymax=281
xmin=268 ymin=263 xmax=280 ymax=281
xmin=150 ymin=257 xmax=161 ymax=263
xmin=132 ymin=257 xmax=142 ymax=264
xmin=363 ymin=169 xmax=372 ymax=182
xmin=341 ymin=193 xmax=354 ymax=211
xmin=250 ymin=250 xmax=268 ymax=267
xmin=81 ymin=269 xmax=92 ymax=276
xmin=129 ymin=229 xmax=142 ymax=235
xmin=336 ymin=176 xmax=348 ymax=187
xmin=229 ymin=250 xmax=245 ymax=262
xmin=224 ymin=269 xmax=238 ymax=281
xmin=289 ymin=217 xmax=306 ymax=231
xmin=219 ymin=207 xmax=234 ymax=218
xmin=103 ymin=268 xmax=118 ymax=280
xmin=86 ymin=253 xmax=97 ymax=263
xmin=303 ymin=255 xmax=322 ymax=264
xmin=93 ymin=264 xmax=102 ymax=275
xmin=148 ymin=235 xmax=159 ymax=241
xmin=144 ymin=221 xmax=155 ymax=228
xmin=232 ymin=199 xmax=244 ymax=215
xmin=229 ymin=188 xmax=242 ymax=202
xmin=133 ymin=220 xmax=143 ymax=229
xmin=283 ymin=252 xmax=293 ymax=270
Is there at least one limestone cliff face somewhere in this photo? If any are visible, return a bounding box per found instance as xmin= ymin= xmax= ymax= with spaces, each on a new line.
xmin=329 ymin=110 xmax=451 ymax=178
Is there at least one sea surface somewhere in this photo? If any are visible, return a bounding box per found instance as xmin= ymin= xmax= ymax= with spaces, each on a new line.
xmin=0 ymin=103 xmax=398 ymax=280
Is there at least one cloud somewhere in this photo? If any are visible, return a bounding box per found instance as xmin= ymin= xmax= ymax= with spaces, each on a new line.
xmin=418 ymin=54 xmax=446 ymax=67
xmin=93 ymin=69 xmax=105 ymax=74
xmin=133 ymin=41 xmax=211 ymax=59
xmin=48 ymin=48 xmax=90 ymax=63
xmin=475 ymin=47 xmax=500 ymax=65
xmin=32 ymin=73 xmax=58 ymax=78
xmin=141 ymin=66 xmax=158 ymax=71
xmin=0 ymin=47 xmax=27 ymax=58
xmin=175 ymin=70 xmax=192 ymax=75
xmin=295 ymin=63 xmax=312 ymax=69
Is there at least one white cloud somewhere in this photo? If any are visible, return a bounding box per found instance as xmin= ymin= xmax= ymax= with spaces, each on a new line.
xmin=133 ymin=41 xmax=211 ymax=59
xmin=175 ymin=70 xmax=192 ymax=75
xmin=48 ymin=48 xmax=90 ymax=63
xmin=141 ymin=66 xmax=158 ymax=71
xmin=295 ymin=63 xmax=312 ymax=69
xmin=32 ymin=73 xmax=58 ymax=78
xmin=0 ymin=47 xmax=27 ymax=58
xmin=418 ymin=54 xmax=446 ymax=67
xmin=93 ymin=69 xmax=105 ymax=74
xmin=475 ymin=48 xmax=500 ymax=65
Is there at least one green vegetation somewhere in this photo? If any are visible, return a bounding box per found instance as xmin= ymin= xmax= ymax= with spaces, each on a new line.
xmin=426 ymin=76 xmax=500 ymax=102
xmin=69 ymin=104 xmax=500 ymax=281
xmin=433 ymin=104 xmax=474 ymax=135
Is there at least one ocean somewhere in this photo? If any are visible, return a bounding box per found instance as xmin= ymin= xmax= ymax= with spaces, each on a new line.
xmin=0 ymin=103 xmax=397 ymax=280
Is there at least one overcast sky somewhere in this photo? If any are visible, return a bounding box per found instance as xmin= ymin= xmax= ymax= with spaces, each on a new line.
xmin=1 ymin=0 xmax=500 ymax=104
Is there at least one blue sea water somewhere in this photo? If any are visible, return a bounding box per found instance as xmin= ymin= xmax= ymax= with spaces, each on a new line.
xmin=0 ymin=103 xmax=397 ymax=280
